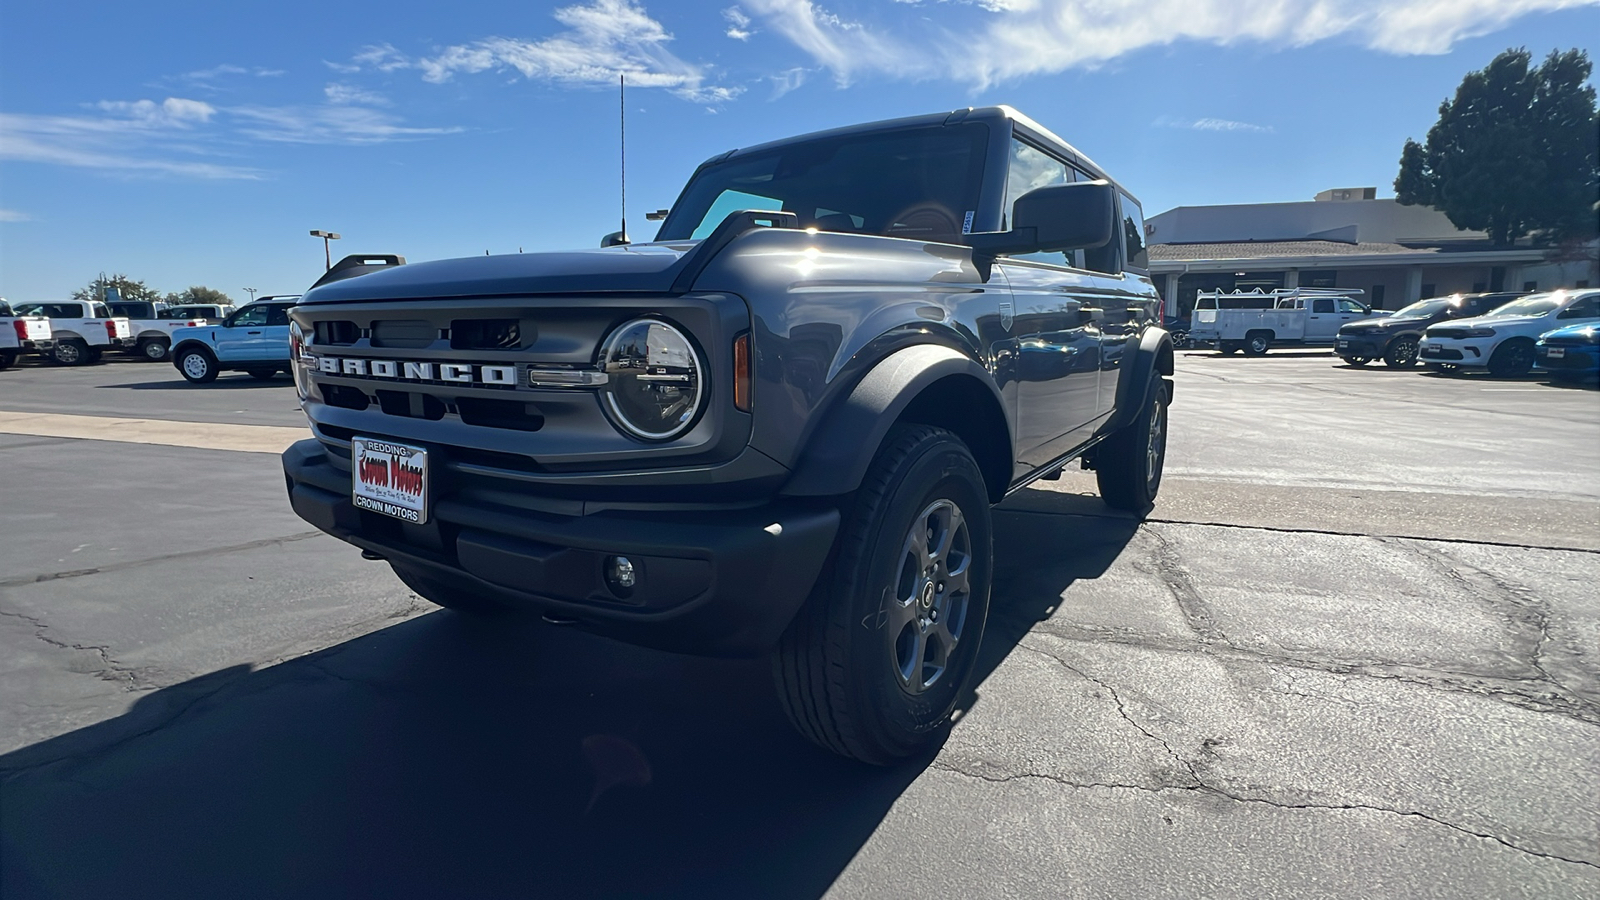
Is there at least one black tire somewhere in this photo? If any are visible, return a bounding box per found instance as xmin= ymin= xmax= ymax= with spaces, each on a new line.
xmin=51 ymin=339 xmax=92 ymax=366
xmin=246 ymin=367 xmax=279 ymax=381
xmin=390 ymin=562 xmax=508 ymax=615
xmin=0 ymin=350 xmax=15 ymax=370
xmin=176 ymin=347 xmax=219 ymax=383
xmin=1488 ymin=339 xmax=1535 ymax=378
xmin=773 ymin=424 xmax=993 ymax=765
xmin=1384 ymin=336 xmax=1420 ymax=368
xmin=1096 ymin=379 xmax=1170 ymax=512
xmin=1346 ymin=356 xmax=1372 ymax=366
xmin=1244 ymin=332 xmax=1271 ymax=356
xmin=140 ymin=338 xmax=170 ymax=361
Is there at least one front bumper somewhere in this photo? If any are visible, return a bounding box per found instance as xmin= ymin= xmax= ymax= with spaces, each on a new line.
xmin=1536 ymin=345 xmax=1600 ymax=374
xmin=1334 ymin=334 xmax=1385 ymax=359
xmin=283 ymin=439 xmax=839 ymax=656
xmin=1419 ymin=338 xmax=1491 ymax=367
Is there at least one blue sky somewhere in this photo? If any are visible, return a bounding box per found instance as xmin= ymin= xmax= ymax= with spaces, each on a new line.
xmin=2 ymin=0 xmax=1596 ymax=302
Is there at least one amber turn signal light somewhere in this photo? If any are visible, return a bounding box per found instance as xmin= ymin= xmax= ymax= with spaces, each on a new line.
xmin=733 ymin=333 xmax=751 ymax=412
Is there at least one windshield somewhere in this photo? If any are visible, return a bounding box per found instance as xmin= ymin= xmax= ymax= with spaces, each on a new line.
xmin=1480 ymin=293 xmax=1563 ymax=318
xmin=1391 ymin=299 xmax=1452 ymax=319
xmin=656 ymin=123 xmax=990 ymax=244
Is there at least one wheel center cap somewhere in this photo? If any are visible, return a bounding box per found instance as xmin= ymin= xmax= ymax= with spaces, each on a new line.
xmin=920 ymin=581 xmax=936 ymax=610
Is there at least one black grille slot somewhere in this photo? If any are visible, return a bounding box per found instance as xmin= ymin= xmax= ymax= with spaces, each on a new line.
xmin=456 ymin=397 xmax=545 ymax=432
xmin=376 ymin=389 xmax=446 ymax=420
xmin=371 ymin=320 xmax=438 ymax=348
xmin=315 ymin=321 xmax=360 ymax=345
xmin=451 ymin=318 xmax=524 ymax=350
xmin=322 ymin=384 xmax=370 ymax=410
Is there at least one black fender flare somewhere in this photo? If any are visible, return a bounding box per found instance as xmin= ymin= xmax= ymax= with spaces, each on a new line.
xmin=1100 ymin=327 xmax=1174 ymax=436
xmin=781 ymin=344 xmax=1011 ymax=499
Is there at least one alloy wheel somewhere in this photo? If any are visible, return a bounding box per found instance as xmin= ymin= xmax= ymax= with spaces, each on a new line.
xmin=889 ymin=498 xmax=973 ymax=694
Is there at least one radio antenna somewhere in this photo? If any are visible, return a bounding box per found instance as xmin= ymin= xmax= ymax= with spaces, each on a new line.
xmin=618 ymin=72 xmax=629 ymax=245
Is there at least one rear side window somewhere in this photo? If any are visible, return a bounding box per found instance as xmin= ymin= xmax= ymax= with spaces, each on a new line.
xmin=266 ymin=306 xmax=291 ymax=326
xmin=92 ymin=303 xmax=112 ymax=318
xmin=1312 ymin=299 xmax=1336 ymax=313
xmin=1558 ymin=295 xmax=1600 ymax=319
xmin=1119 ymin=192 xmax=1148 ymax=271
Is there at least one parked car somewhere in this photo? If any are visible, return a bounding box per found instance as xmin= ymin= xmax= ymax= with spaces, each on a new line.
xmin=169 ymin=296 xmax=300 ymax=383
xmin=280 ymin=106 xmax=1175 ymax=764
xmin=1191 ymin=288 xmax=1383 ymax=354
xmin=1335 ymin=291 xmax=1525 ymax=368
xmin=1535 ymin=322 xmax=1600 ymax=382
xmin=0 ymin=299 xmax=56 ymax=369
xmin=160 ymin=304 xmax=232 ymax=324
xmin=1420 ymin=289 xmax=1600 ymax=376
xmin=106 ymin=300 xmax=209 ymax=361
xmin=8 ymin=300 xmax=135 ymax=365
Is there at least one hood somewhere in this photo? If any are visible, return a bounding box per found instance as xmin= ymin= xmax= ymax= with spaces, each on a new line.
xmin=1434 ymin=313 xmax=1546 ymax=332
xmin=1541 ymin=322 xmax=1600 ymax=341
xmin=298 ymin=243 xmax=694 ymax=304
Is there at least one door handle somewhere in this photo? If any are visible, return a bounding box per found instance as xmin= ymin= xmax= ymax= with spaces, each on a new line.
xmin=247 ymin=331 xmax=262 ymax=335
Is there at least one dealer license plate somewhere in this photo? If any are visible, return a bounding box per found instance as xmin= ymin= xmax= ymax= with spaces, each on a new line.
xmin=1546 ymin=347 xmax=1566 ymax=358
xmin=1422 ymin=345 xmax=1441 ymax=356
xmin=1337 ymin=340 xmax=1349 ymax=349
xmin=352 ymin=437 xmax=429 ymax=524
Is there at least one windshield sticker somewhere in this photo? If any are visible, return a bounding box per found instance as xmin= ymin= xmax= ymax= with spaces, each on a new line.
xmin=962 ymin=211 xmax=975 ymax=234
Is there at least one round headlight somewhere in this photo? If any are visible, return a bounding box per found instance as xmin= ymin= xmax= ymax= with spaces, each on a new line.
xmin=599 ymin=319 xmax=704 ymax=440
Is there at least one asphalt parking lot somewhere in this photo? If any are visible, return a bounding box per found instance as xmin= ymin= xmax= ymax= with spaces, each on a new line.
xmin=2 ymin=352 xmax=1597 ymax=899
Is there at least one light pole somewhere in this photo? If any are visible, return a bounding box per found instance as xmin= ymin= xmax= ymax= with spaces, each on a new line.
xmin=309 ymin=230 xmax=341 ymax=271
xmin=243 ymin=287 xmax=257 ymax=303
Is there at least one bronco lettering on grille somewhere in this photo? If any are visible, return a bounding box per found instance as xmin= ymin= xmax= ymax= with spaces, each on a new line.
xmin=314 ymin=355 xmax=517 ymax=387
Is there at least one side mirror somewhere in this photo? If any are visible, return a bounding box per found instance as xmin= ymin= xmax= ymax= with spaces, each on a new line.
xmin=1363 ymin=306 xmax=1374 ymax=315
xmin=965 ymin=180 xmax=1116 ymax=258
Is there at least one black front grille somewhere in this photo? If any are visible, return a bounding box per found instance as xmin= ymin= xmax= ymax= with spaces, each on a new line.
xmin=1428 ymin=328 xmax=1472 ymax=340
xmin=315 ymin=321 xmax=361 ymax=345
xmin=371 ymin=320 xmax=438 ymax=348
xmin=376 ymin=389 xmax=446 ymax=420
xmin=457 ymin=396 xmax=544 ymax=432
xmin=322 ymin=384 xmax=370 ymax=410
xmin=451 ymin=319 xmax=524 ymax=350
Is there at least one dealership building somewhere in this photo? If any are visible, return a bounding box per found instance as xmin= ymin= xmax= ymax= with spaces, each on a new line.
xmin=1146 ymin=188 xmax=1597 ymax=317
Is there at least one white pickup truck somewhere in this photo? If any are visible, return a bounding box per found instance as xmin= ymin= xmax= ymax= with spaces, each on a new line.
xmin=9 ymin=300 xmax=136 ymax=366
xmin=106 ymin=300 xmax=209 ymax=361
xmin=0 ymin=299 xmax=56 ymax=369
xmin=1190 ymin=288 xmax=1385 ymax=355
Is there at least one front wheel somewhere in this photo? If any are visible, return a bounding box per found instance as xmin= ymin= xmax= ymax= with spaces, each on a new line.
xmin=1488 ymin=340 xmax=1535 ymax=378
xmin=140 ymin=339 xmax=170 ymax=361
xmin=773 ymin=424 xmax=992 ymax=764
xmin=177 ymin=348 xmax=219 ymax=383
xmin=1096 ymin=379 xmax=1170 ymax=511
xmin=1384 ymin=336 xmax=1420 ymax=368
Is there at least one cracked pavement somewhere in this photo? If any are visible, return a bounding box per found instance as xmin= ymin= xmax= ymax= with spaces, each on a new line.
xmin=1 ymin=353 xmax=1597 ymax=899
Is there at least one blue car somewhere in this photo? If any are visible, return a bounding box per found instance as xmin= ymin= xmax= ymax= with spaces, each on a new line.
xmin=1535 ymin=322 xmax=1600 ymax=382
xmin=170 ymin=296 xmax=300 ymax=383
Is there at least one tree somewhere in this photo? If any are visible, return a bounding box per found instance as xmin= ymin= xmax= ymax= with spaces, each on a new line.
xmin=1395 ymin=48 xmax=1599 ymax=247
xmin=72 ymin=274 xmax=162 ymax=305
xmin=163 ymin=286 xmax=234 ymax=306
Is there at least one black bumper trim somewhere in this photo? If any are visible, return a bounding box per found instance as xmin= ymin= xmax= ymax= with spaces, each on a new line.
xmin=283 ymin=439 xmax=839 ymax=656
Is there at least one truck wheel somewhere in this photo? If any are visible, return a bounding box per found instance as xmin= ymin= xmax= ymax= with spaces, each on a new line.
xmin=773 ymin=424 xmax=992 ymax=765
xmin=1384 ymin=337 xmax=1420 ymax=368
xmin=0 ymin=350 xmax=15 ymax=370
xmin=1096 ymin=379 xmax=1170 ymax=512
xmin=1487 ymin=339 xmax=1535 ymax=378
xmin=1244 ymin=332 xmax=1271 ymax=356
xmin=140 ymin=338 xmax=170 ymax=361
xmin=246 ymin=367 xmax=279 ymax=380
xmin=177 ymin=348 xmax=219 ymax=383
xmin=390 ymin=563 xmax=507 ymax=615
xmin=52 ymin=339 xmax=92 ymax=366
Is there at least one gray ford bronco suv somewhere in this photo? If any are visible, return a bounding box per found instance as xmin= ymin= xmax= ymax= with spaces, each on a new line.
xmin=282 ymin=106 xmax=1173 ymax=763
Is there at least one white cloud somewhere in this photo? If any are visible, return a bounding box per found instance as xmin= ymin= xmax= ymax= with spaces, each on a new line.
xmin=741 ymin=0 xmax=1600 ymax=88
xmin=94 ymin=97 xmax=217 ymax=126
xmin=230 ymin=105 xmax=461 ymax=144
xmin=724 ymin=6 xmax=755 ymax=40
xmin=0 ymin=114 xmax=262 ymax=179
xmin=0 ymin=209 xmax=32 ymax=222
xmin=1156 ymin=115 xmax=1275 ymax=133
xmin=417 ymin=0 xmax=739 ymax=103
xmin=769 ymin=66 xmax=809 ymax=99
xmin=324 ymin=83 xmax=390 ymax=106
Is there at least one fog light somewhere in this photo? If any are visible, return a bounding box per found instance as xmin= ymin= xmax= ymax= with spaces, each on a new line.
xmin=605 ymin=556 xmax=637 ymax=593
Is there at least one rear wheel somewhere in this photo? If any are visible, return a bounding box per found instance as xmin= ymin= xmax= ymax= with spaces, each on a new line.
xmin=1244 ymin=332 xmax=1271 ymax=356
xmin=1096 ymin=378 xmax=1170 ymax=512
xmin=390 ymin=563 xmax=507 ymax=615
xmin=177 ymin=347 xmax=219 ymax=383
xmin=1384 ymin=336 xmax=1420 ymax=368
xmin=52 ymin=339 xmax=92 ymax=366
xmin=1488 ymin=339 xmax=1535 ymax=378
xmin=0 ymin=350 xmax=15 ymax=370
xmin=773 ymin=424 xmax=992 ymax=764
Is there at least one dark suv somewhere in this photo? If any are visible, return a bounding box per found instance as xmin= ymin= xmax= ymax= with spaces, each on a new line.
xmin=1336 ymin=292 xmax=1524 ymax=368
xmin=280 ymin=107 xmax=1175 ymax=763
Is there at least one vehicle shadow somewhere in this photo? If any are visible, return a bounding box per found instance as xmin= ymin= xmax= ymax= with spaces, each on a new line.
xmin=0 ymin=500 xmax=1138 ymax=900
xmin=97 ymin=377 xmax=290 ymax=391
